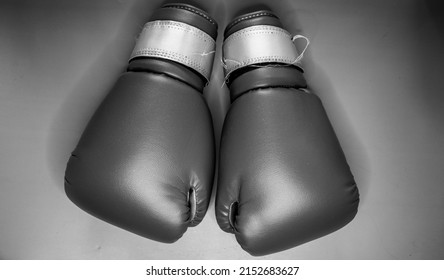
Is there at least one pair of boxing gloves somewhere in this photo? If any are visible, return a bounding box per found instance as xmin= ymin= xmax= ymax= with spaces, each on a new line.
xmin=64 ymin=3 xmax=359 ymax=256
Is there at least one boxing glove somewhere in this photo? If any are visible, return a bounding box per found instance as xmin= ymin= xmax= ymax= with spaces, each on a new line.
xmin=216 ymin=9 xmax=359 ymax=256
xmin=64 ymin=3 xmax=217 ymax=243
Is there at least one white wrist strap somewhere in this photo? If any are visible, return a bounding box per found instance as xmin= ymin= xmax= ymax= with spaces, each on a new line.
xmin=222 ymin=25 xmax=309 ymax=79
xmin=130 ymin=20 xmax=216 ymax=82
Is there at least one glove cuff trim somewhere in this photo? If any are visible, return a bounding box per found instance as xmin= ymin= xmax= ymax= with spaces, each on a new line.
xmin=222 ymin=25 xmax=304 ymax=81
xmin=130 ymin=20 xmax=215 ymax=82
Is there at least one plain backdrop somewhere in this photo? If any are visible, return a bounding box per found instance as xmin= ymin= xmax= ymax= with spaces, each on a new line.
xmin=1 ymin=0 xmax=443 ymax=259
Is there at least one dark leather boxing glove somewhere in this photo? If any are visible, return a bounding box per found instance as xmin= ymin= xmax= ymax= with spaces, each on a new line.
xmin=64 ymin=3 xmax=217 ymax=243
xmin=216 ymin=9 xmax=359 ymax=256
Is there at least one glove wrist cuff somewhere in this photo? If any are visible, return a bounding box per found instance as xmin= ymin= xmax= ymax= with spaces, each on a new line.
xmin=222 ymin=24 xmax=301 ymax=81
xmin=229 ymin=67 xmax=307 ymax=102
xmin=130 ymin=20 xmax=215 ymax=82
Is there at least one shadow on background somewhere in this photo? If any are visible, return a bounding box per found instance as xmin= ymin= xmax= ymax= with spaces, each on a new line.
xmin=45 ymin=0 xmax=230 ymax=198
xmin=421 ymin=0 xmax=444 ymax=123
xmin=426 ymin=0 xmax=444 ymax=37
xmin=208 ymin=0 xmax=371 ymax=208
xmin=10 ymin=0 xmax=444 ymax=259
xmin=46 ymin=0 xmax=371 ymax=206
xmin=278 ymin=0 xmax=371 ymax=203
xmin=45 ymin=0 xmax=164 ymax=191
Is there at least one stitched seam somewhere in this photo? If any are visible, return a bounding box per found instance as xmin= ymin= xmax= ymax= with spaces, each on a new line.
xmin=225 ymin=57 xmax=297 ymax=74
xmin=132 ymin=49 xmax=209 ymax=78
xmin=146 ymin=21 xmax=214 ymax=41
xmin=126 ymin=70 xmax=202 ymax=91
xmin=225 ymin=26 xmax=291 ymax=43
xmin=232 ymin=56 xmax=296 ymax=64
xmin=226 ymin=11 xmax=277 ymax=32
xmin=238 ymin=85 xmax=310 ymax=98
xmin=132 ymin=21 xmax=215 ymax=80
xmin=165 ymin=4 xmax=217 ymax=26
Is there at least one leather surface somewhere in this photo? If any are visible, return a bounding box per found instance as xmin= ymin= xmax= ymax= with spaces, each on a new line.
xmin=65 ymin=71 xmax=215 ymax=243
xmin=128 ymin=58 xmax=205 ymax=92
xmin=64 ymin=3 xmax=216 ymax=243
xmin=228 ymin=66 xmax=307 ymax=102
xmin=216 ymin=88 xmax=359 ymax=256
xmin=216 ymin=9 xmax=359 ymax=256
xmin=3 ymin=0 xmax=444 ymax=260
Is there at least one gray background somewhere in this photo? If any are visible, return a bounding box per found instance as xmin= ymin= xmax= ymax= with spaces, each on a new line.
xmin=1 ymin=0 xmax=443 ymax=259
